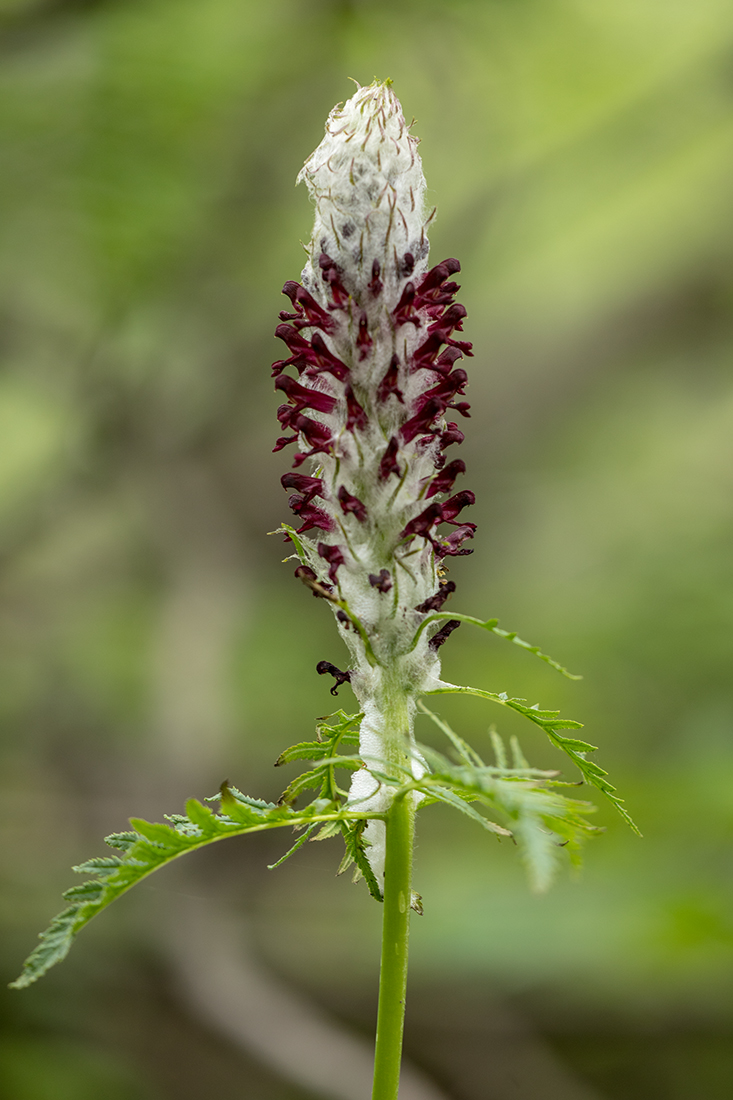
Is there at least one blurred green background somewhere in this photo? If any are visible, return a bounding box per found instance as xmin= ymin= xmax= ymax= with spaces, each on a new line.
xmin=1 ymin=1 xmax=732 ymax=1097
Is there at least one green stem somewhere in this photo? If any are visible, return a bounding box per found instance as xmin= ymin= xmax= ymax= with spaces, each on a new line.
xmin=372 ymin=793 xmax=415 ymax=1100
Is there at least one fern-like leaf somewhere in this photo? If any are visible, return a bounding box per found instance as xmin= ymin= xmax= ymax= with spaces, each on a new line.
xmin=10 ymin=792 xmax=381 ymax=989
xmin=340 ymin=819 xmax=383 ymax=901
xmin=427 ymin=683 xmax=639 ymax=834
xmin=413 ymin=746 xmax=600 ymax=891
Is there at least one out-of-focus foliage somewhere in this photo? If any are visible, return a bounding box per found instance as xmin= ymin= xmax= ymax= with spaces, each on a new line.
xmin=1 ymin=0 xmax=732 ymax=1097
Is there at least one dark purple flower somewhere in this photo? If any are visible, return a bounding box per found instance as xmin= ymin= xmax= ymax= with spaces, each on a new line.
xmin=438 ymin=422 xmax=465 ymax=450
xmin=425 ymin=460 xmax=466 ymax=498
xmin=274 ymin=374 xmax=337 ymax=414
xmin=288 ymin=495 xmax=334 ymax=534
xmin=345 ymin=387 xmax=368 ymax=432
xmin=281 ymin=472 xmax=324 ymax=502
xmin=429 ymin=346 xmax=465 ymax=375
xmin=316 ymin=660 xmax=352 ymax=696
xmin=280 ymin=280 xmax=336 ymax=332
xmin=401 ymin=502 xmax=444 ymax=541
xmin=317 ymin=542 xmax=345 ymax=584
xmin=369 ymin=569 xmax=392 ymax=593
xmin=338 ymin=486 xmax=368 ymax=522
xmin=428 ymin=619 xmax=462 ymax=651
xmin=420 ymin=369 xmax=468 ymax=406
xmin=368 ymin=259 xmax=383 ymax=296
xmin=308 ymin=332 xmax=351 ymax=381
xmin=400 ymin=396 xmax=447 ymax=443
xmin=392 ymin=282 xmax=420 ymax=328
xmin=441 ymin=490 xmax=476 ymax=524
xmin=415 ymin=580 xmax=456 ymax=613
xmin=377 ymin=355 xmax=404 ymax=405
xmin=434 ymin=524 xmax=476 ymax=557
xmin=318 ymin=253 xmax=350 ymax=309
xmin=379 ymin=437 xmax=402 ymax=480
xmin=356 ymin=312 xmax=373 ymax=360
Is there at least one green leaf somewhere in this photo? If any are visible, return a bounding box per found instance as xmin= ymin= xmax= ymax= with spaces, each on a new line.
xmin=426 ymin=682 xmax=640 ymax=834
xmin=547 ymin=730 xmax=640 ymax=835
xmin=413 ymin=746 xmax=601 ymax=891
xmin=310 ymin=820 xmax=343 ymax=841
xmin=104 ymin=832 xmax=138 ymax=852
xmin=10 ymin=792 xmax=379 ymax=989
xmin=277 ymin=767 xmax=329 ymax=806
xmin=423 ymin=783 xmax=513 ymax=837
xmin=185 ymin=799 xmax=220 ymax=836
xmin=341 ymin=820 xmax=383 ymax=902
xmin=509 ymin=735 xmax=529 ymax=770
xmin=267 ymin=824 xmax=318 ymax=869
xmin=275 ymin=740 xmax=331 ymax=766
xmin=274 ymin=523 xmax=313 ymax=565
xmin=72 ymin=857 xmax=123 ymax=877
xmin=277 ymin=756 xmax=361 ymax=807
xmin=417 ymin=700 xmax=485 ymax=766
xmin=315 ymin=709 xmax=362 ymax=741
xmin=275 ymin=710 xmax=364 ymax=806
xmin=128 ymin=819 xmax=187 ymax=848
xmin=489 ymin=727 xmax=507 ymax=769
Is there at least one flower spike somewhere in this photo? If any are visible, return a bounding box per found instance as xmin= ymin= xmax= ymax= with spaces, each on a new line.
xmin=271 ymin=80 xmax=477 ymax=882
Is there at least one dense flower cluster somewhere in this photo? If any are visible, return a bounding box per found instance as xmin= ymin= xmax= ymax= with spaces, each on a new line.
xmin=272 ymin=81 xmax=475 ymax=879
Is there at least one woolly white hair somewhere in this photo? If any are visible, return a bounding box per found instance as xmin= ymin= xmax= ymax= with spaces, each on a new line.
xmin=297 ymin=80 xmax=430 ymax=298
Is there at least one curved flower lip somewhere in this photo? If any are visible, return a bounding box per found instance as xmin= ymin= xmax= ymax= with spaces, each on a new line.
xmin=280 ymin=280 xmax=335 ymax=332
xmin=424 ymin=459 xmax=466 ymax=497
xmin=318 ymin=253 xmax=349 ymax=309
xmin=338 ymin=486 xmax=368 ymax=522
xmin=417 ymin=257 xmax=461 ymax=293
xmin=377 ymin=355 xmax=405 ymax=405
xmin=272 ymin=325 xmax=350 ymax=381
xmin=400 ymin=397 xmax=452 ymax=444
xmin=281 ymin=472 xmax=324 ymax=501
xmin=399 ymin=492 xmax=475 ymax=552
xmin=288 ymin=495 xmax=334 ymax=534
xmin=378 ymin=437 xmax=402 ymax=480
xmin=415 ymin=580 xmax=456 ymax=613
xmin=344 ymin=387 xmax=368 ymax=432
xmin=441 ymin=490 xmax=476 ymax=524
xmin=428 ymin=619 xmax=462 ymax=651
xmin=316 ymin=660 xmax=352 ymax=696
xmin=317 ymin=542 xmax=345 ymax=584
xmin=392 ymin=282 xmax=420 ymax=328
xmin=274 ymin=374 xmax=337 ymax=415
xmin=411 ymin=330 xmax=473 ymax=374
xmin=438 ymin=423 xmax=465 ymax=449
xmin=434 ymin=524 xmax=476 ymax=557
xmin=420 ymin=369 xmax=468 ymax=406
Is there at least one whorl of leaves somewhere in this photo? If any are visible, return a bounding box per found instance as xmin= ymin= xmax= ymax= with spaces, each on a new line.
xmin=12 ymin=676 xmax=634 ymax=989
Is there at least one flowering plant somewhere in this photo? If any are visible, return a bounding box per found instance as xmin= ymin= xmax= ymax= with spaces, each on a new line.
xmin=12 ymin=80 xmax=635 ymax=1100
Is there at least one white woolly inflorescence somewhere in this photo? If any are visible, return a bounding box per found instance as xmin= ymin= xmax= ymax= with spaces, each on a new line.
xmin=297 ymin=81 xmax=429 ymax=298
xmin=272 ymin=80 xmax=475 ymax=882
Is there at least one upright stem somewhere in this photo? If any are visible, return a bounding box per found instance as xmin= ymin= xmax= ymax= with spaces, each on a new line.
xmin=372 ymin=792 xmax=415 ymax=1100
